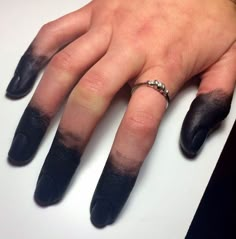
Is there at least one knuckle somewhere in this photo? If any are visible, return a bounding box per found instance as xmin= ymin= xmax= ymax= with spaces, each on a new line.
xmin=69 ymin=71 xmax=110 ymax=115
xmin=94 ymin=25 xmax=112 ymax=40
xmin=124 ymin=110 xmax=157 ymax=136
xmin=166 ymin=49 xmax=184 ymax=69
xmin=69 ymin=88 xmax=106 ymax=115
xmin=80 ymin=70 xmax=110 ymax=98
xmin=124 ymin=45 xmax=140 ymax=59
xmin=38 ymin=21 xmax=56 ymax=35
xmin=161 ymin=42 xmax=186 ymax=73
xmin=50 ymin=51 xmax=75 ymax=72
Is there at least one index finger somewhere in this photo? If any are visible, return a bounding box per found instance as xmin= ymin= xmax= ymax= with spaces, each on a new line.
xmin=6 ymin=3 xmax=92 ymax=98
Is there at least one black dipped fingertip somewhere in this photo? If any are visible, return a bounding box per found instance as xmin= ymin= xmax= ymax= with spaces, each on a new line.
xmin=180 ymin=123 xmax=208 ymax=158
xmin=8 ymin=106 xmax=50 ymax=166
xmin=180 ymin=90 xmax=232 ymax=158
xmin=90 ymin=200 xmax=113 ymax=228
xmin=34 ymin=132 xmax=81 ymax=206
xmin=34 ymin=173 xmax=60 ymax=207
xmin=6 ymin=74 xmax=33 ymax=99
xmin=90 ymin=159 xmax=137 ymax=228
xmin=8 ymin=133 xmax=32 ymax=166
xmin=6 ymin=74 xmax=23 ymax=99
xmin=6 ymin=46 xmax=48 ymax=99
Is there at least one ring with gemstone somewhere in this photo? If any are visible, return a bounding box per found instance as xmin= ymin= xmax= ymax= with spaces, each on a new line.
xmin=131 ymin=80 xmax=170 ymax=104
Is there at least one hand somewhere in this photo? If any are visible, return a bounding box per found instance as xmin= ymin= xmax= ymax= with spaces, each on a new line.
xmin=6 ymin=0 xmax=236 ymax=228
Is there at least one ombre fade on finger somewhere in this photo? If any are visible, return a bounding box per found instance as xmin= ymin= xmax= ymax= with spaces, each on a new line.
xmin=6 ymin=4 xmax=92 ymax=98
xmin=180 ymin=91 xmax=233 ymax=158
xmin=34 ymin=131 xmax=81 ymax=206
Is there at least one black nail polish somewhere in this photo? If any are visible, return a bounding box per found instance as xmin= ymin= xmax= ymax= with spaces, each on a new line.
xmin=8 ymin=106 xmax=50 ymax=165
xmin=91 ymin=200 xmax=113 ymax=228
xmin=6 ymin=45 xmax=48 ymax=99
xmin=90 ymin=159 xmax=137 ymax=228
xmin=34 ymin=132 xmax=81 ymax=206
xmin=180 ymin=90 xmax=232 ymax=158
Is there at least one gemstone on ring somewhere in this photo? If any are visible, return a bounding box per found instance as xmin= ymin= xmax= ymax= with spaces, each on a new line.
xmin=131 ymin=80 xmax=170 ymax=107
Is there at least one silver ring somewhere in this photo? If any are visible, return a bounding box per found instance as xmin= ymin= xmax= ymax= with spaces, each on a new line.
xmin=131 ymin=80 xmax=170 ymax=104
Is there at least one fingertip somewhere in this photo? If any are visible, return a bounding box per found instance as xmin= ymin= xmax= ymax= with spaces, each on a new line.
xmin=7 ymin=106 xmax=50 ymax=165
xmin=90 ymin=200 xmax=113 ymax=228
xmin=180 ymin=122 xmax=208 ymax=158
xmin=8 ymin=133 xmax=33 ymax=166
xmin=6 ymin=75 xmax=33 ymax=99
xmin=34 ymin=173 xmax=61 ymax=207
xmin=180 ymin=91 xmax=232 ymax=158
xmin=90 ymin=160 xmax=137 ymax=227
xmin=6 ymin=46 xmax=48 ymax=99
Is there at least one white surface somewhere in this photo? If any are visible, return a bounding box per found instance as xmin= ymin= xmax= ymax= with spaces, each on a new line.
xmin=0 ymin=1 xmax=235 ymax=238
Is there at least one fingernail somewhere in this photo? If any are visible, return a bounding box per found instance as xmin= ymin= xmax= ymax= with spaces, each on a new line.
xmin=6 ymin=74 xmax=31 ymax=99
xmin=6 ymin=46 xmax=48 ymax=99
xmin=8 ymin=133 xmax=31 ymax=165
xmin=8 ymin=106 xmax=50 ymax=165
xmin=191 ymin=129 xmax=208 ymax=155
xmin=34 ymin=173 xmax=59 ymax=207
xmin=180 ymin=90 xmax=232 ymax=158
xmin=90 ymin=200 xmax=113 ymax=228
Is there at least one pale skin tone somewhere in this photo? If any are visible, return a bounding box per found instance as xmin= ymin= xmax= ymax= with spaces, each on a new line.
xmin=33 ymin=0 xmax=236 ymax=169
xmin=7 ymin=0 xmax=236 ymax=228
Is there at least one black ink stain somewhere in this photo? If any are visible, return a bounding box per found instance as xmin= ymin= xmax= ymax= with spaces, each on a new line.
xmin=6 ymin=45 xmax=48 ymax=99
xmin=90 ymin=159 xmax=137 ymax=228
xmin=34 ymin=131 xmax=81 ymax=206
xmin=180 ymin=90 xmax=232 ymax=158
xmin=8 ymin=105 xmax=50 ymax=165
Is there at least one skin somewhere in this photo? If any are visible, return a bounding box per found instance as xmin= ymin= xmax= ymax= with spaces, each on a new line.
xmin=6 ymin=0 xmax=236 ymax=228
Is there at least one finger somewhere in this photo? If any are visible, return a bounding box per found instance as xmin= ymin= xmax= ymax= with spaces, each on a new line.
xmin=6 ymin=4 xmax=92 ymax=99
xmin=180 ymin=42 xmax=236 ymax=157
xmin=33 ymin=47 xmax=144 ymax=206
xmin=8 ymin=26 xmax=111 ymax=166
xmin=90 ymin=65 xmax=181 ymax=228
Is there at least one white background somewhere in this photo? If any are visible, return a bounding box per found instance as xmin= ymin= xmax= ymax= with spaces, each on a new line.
xmin=0 ymin=1 xmax=235 ymax=238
